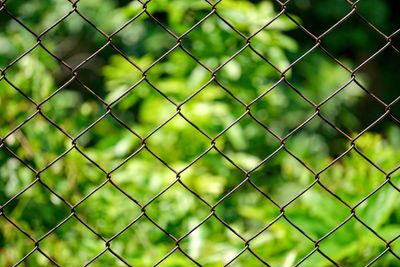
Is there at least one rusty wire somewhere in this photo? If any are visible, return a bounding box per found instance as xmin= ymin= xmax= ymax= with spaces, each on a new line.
xmin=0 ymin=0 xmax=399 ymax=266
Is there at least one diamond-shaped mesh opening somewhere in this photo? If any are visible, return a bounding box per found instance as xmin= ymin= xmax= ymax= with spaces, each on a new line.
xmin=214 ymin=182 xmax=281 ymax=239
xmin=145 ymin=47 xmax=210 ymax=103
xmin=181 ymin=13 xmax=247 ymax=70
xmin=251 ymin=149 xmax=314 ymax=205
xmin=39 ymin=216 xmax=105 ymax=266
xmin=111 ymin=12 xmax=177 ymax=70
xmin=3 ymin=182 xmax=70 ymax=240
xmin=180 ymin=80 xmax=244 ymax=137
xmin=249 ymin=218 xmax=315 ymax=266
xmin=146 ymin=115 xmax=211 ymax=168
xmin=111 ymin=148 xmax=176 ymax=204
xmin=103 ymin=59 xmax=145 ymax=104
xmin=216 ymin=47 xmax=281 ymax=103
xmin=38 ymin=11 xmax=109 ymax=68
xmin=318 ymin=218 xmax=387 ymax=265
xmin=214 ymin=115 xmax=282 ymax=171
xmin=75 ymin=182 xmax=141 ymax=238
xmin=249 ymin=11 xmax=312 ymax=72
xmin=319 ymin=148 xmax=387 ymax=206
xmin=3 ymin=115 xmax=69 ymax=170
xmin=283 ymin=116 xmax=350 ymax=171
xmin=110 ymin=216 xmax=176 ymax=266
xmin=145 ymin=182 xmax=210 ymax=238
xmin=110 ymin=80 xmax=177 ymax=136
xmin=2 ymin=46 xmax=70 ymax=102
xmin=178 ymin=216 xmax=244 ymax=266
xmin=179 ymin=150 xmax=244 ymax=204
xmin=41 ymin=79 xmax=107 ymax=137
xmin=284 ymin=184 xmax=349 ymax=241
xmin=40 ymin=148 xmax=106 ymax=205
xmin=318 ymin=80 xmax=376 ymax=135
xmin=72 ymin=44 xmax=144 ymax=101
xmin=283 ymin=47 xmax=352 ymax=103
xmin=75 ymin=114 xmax=142 ymax=172
xmin=322 ymin=13 xmax=387 ymax=65
xmin=250 ymin=79 xmax=315 ymax=137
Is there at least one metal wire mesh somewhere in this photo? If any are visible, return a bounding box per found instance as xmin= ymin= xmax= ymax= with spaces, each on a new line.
xmin=0 ymin=0 xmax=399 ymax=266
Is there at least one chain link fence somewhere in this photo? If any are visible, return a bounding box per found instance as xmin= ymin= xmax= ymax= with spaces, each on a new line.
xmin=0 ymin=0 xmax=399 ymax=266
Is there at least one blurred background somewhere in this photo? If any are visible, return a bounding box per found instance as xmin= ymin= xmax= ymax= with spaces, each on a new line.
xmin=0 ymin=0 xmax=399 ymax=266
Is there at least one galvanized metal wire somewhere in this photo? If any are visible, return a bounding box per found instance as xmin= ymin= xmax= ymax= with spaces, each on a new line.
xmin=0 ymin=0 xmax=399 ymax=266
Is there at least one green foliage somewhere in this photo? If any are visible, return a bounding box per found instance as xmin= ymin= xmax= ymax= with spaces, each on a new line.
xmin=0 ymin=0 xmax=399 ymax=266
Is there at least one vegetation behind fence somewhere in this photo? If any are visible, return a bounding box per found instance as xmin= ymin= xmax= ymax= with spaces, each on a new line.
xmin=0 ymin=0 xmax=399 ymax=266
